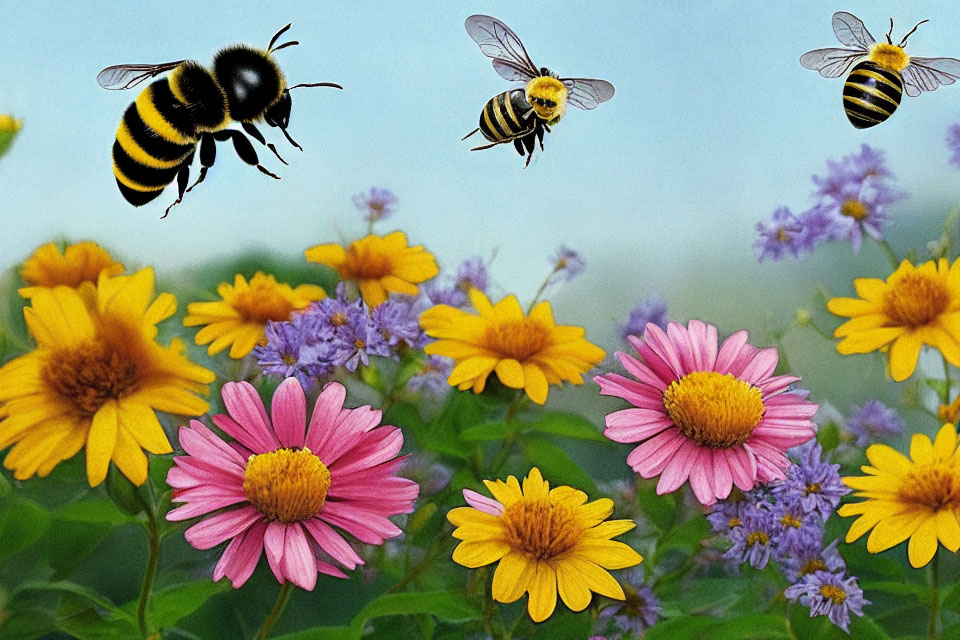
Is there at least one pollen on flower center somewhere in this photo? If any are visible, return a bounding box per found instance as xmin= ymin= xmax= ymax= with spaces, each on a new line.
xmin=346 ymin=246 xmax=392 ymax=279
xmin=484 ymin=320 xmax=551 ymax=361
xmin=898 ymin=463 xmax=960 ymax=510
xmin=233 ymin=286 xmax=295 ymax=324
xmin=501 ymin=498 xmax=581 ymax=560
xmin=780 ymin=514 xmax=802 ymax=528
xmin=802 ymin=558 xmax=829 ymax=576
xmin=243 ymin=448 xmax=331 ymax=523
xmin=662 ymin=371 xmax=764 ymax=448
xmin=884 ymin=273 xmax=949 ymax=327
xmin=746 ymin=531 xmax=769 ymax=546
xmin=820 ymin=584 xmax=847 ymax=604
xmin=44 ymin=341 xmax=139 ymax=416
xmin=840 ymin=200 xmax=868 ymax=220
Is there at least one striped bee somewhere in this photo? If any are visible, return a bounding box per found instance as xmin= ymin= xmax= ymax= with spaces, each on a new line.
xmin=462 ymin=15 xmax=615 ymax=167
xmin=801 ymin=12 xmax=960 ymax=129
xmin=99 ymin=24 xmax=341 ymax=217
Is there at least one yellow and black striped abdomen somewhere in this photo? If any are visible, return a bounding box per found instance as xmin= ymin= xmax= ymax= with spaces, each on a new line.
xmin=843 ymin=61 xmax=903 ymax=129
xmin=112 ymin=64 xmax=228 ymax=206
xmin=478 ymin=89 xmax=536 ymax=143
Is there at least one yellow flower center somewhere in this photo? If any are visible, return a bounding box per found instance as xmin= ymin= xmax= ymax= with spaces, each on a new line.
xmin=840 ymin=200 xmax=868 ymax=221
xmin=805 ymin=483 xmax=822 ymax=495
xmin=662 ymin=371 xmax=764 ymax=448
xmin=776 ymin=227 xmax=790 ymax=243
xmin=233 ymin=282 xmax=296 ymax=324
xmin=484 ymin=320 xmax=551 ymax=362
xmin=746 ymin=531 xmax=769 ymax=546
xmin=801 ymin=558 xmax=828 ymax=576
xmin=331 ymin=311 xmax=349 ymax=326
xmin=344 ymin=244 xmax=393 ymax=279
xmin=728 ymin=517 xmax=742 ymax=529
xmin=780 ymin=514 xmax=802 ymax=528
xmin=243 ymin=448 xmax=331 ymax=523
xmin=281 ymin=353 xmax=297 ymax=366
xmin=501 ymin=498 xmax=581 ymax=561
xmin=884 ymin=273 xmax=949 ymax=328
xmin=820 ymin=584 xmax=847 ymax=604
xmin=898 ymin=462 xmax=960 ymax=511
xmin=44 ymin=340 xmax=139 ymax=416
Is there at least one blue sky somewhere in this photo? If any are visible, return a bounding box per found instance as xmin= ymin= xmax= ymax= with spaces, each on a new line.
xmin=2 ymin=1 xmax=960 ymax=404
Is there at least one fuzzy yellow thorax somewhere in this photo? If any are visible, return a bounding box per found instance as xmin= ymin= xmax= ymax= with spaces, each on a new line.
xmin=525 ymin=76 xmax=568 ymax=123
xmin=869 ymin=43 xmax=910 ymax=72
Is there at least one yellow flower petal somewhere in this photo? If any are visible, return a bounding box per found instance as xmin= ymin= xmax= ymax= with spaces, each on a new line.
xmin=526 ymin=562 xmax=558 ymax=623
xmin=491 ymin=551 xmax=536 ymax=603
xmin=907 ymin=515 xmax=939 ymax=568
xmin=452 ymin=539 xmax=510 ymax=568
xmin=86 ymin=401 xmax=119 ymax=487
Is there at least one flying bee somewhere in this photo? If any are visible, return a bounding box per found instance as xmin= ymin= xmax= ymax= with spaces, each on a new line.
xmin=462 ymin=15 xmax=615 ymax=167
xmin=98 ymin=23 xmax=342 ymax=217
xmin=801 ymin=12 xmax=960 ymax=128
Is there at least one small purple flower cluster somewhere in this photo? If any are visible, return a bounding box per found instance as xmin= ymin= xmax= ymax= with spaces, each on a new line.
xmin=755 ymin=145 xmax=906 ymax=261
xmin=549 ymin=245 xmax=585 ymax=283
xmin=594 ymin=567 xmax=662 ymax=637
xmin=253 ymin=283 xmax=426 ymax=391
xmin=709 ymin=442 xmax=866 ymax=633
xmin=619 ymin=292 xmax=669 ymax=342
xmin=424 ymin=256 xmax=490 ymax=308
xmin=353 ymin=187 xmax=397 ymax=223
xmin=844 ymin=398 xmax=904 ymax=448
xmin=947 ymin=123 xmax=960 ymax=169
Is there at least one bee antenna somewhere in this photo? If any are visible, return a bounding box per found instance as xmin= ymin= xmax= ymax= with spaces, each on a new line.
xmin=886 ymin=18 xmax=894 ymax=44
xmin=898 ymin=19 xmax=929 ymax=48
xmin=289 ymin=82 xmax=344 ymax=90
xmin=268 ymin=23 xmax=293 ymax=51
xmin=270 ymin=40 xmax=299 ymax=53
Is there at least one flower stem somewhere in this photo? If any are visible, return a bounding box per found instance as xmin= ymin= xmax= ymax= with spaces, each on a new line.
xmin=929 ymin=553 xmax=940 ymax=638
xmin=943 ymin=356 xmax=953 ymax=406
xmin=137 ymin=509 xmax=162 ymax=635
xmin=527 ymin=267 xmax=561 ymax=314
xmin=874 ymin=237 xmax=900 ymax=270
xmin=256 ymin=582 xmax=296 ymax=640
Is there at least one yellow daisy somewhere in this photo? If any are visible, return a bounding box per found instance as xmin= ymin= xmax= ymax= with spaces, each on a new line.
xmin=839 ymin=423 xmax=960 ymax=568
xmin=183 ymin=272 xmax=326 ymax=359
xmin=0 ymin=114 xmax=22 ymax=158
xmin=19 ymin=241 xmax=125 ymax=298
xmin=0 ymin=268 xmax=214 ymax=486
xmin=419 ymin=289 xmax=605 ymax=404
xmin=304 ymin=231 xmax=438 ymax=307
xmin=448 ymin=467 xmax=642 ymax=622
xmin=827 ymin=258 xmax=960 ymax=381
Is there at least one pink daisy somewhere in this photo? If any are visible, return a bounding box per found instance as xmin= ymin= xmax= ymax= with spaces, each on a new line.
xmin=166 ymin=377 xmax=419 ymax=590
xmin=595 ymin=320 xmax=817 ymax=506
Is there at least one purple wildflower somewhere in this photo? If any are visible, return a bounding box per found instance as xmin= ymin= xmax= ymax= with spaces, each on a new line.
xmin=596 ymin=567 xmax=661 ymax=636
xmin=353 ymin=187 xmax=397 ymax=223
xmin=723 ymin=508 xmax=780 ymax=569
xmin=845 ymin=399 xmax=904 ymax=447
xmin=755 ymin=207 xmax=806 ymax=262
xmin=424 ymin=283 xmax=467 ymax=308
xmin=772 ymin=500 xmax=823 ymax=557
xmin=253 ymin=314 xmax=336 ymax=391
xmin=948 ymin=123 xmax=960 ymax=169
xmin=619 ymin=292 xmax=669 ymax=341
xmin=455 ymin=257 xmax=489 ymax=293
xmin=331 ymin=314 xmax=390 ymax=372
xmin=399 ymin=455 xmax=453 ymax=496
xmin=780 ymin=538 xmax=846 ymax=583
xmin=707 ymin=496 xmax=759 ymax=534
xmin=372 ymin=297 xmax=426 ymax=348
xmin=406 ymin=355 xmax=453 ymax=399
xmin=549 ymin=245 xmax=585 ymax=282
xmin=796 ymin=206 xmax=839 ymax=250
xmin=771 ymin=442 xmax=850 ymax=521
xmin=785 ymin=571 xmax=867 ymax=634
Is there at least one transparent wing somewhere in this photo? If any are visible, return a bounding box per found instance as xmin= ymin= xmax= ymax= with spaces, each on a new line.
xmin=96 ymin=61 xmax=186 ymax=90
xmin=465 ymin=15 xmax=539 ymax=81
xmin=831 ymin=12 xmax=876 ymax=49
xmin=561 ymin=78 xmax=615 ymax=110
xmin=902 ymin=56 xmax=960 ymax=97
xmin=799 ymin=47 xmax=866 ymax=78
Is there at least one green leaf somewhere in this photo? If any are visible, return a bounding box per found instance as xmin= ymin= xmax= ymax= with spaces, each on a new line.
xmin=637 ymin=481 xmax=676 ymax=533
xmin=846 ymin=614 xmax=893 ymax=639
xmin=55 ymin=608 xmax=140 ymax=640
xmin=861 ymin=580 xmax=932 ymax=605
xmin=47 ymin=521 xmax=113 ymax=580
xmin=927 ymin=378 xmax=949 ymax=400
xmin=460 ymin=421 xmax=513 ymax=441
xmin=653 ymin=516 xmax=710 ymax=563
xmin=644 ymin=615 xmax=719 ymax=640
xmin=0 ymin=610 xmax=58 ymax=640
xmin=0 ymin=497 xmax=50 ymax=560
xmin=817 ymin=421 xmax=841 ymax=452
xmin=55 ymin=498 xmax=137 ymax=525
xmin=272 ymin=627 xmax=356 ymax=640
xmin=11 ymin=581 xmax=134 ymax=622
xmin=519 ymin=437 xmax=598 ymax=495
xmin=349 ymin=591 xmax=482 ymax=637
xmin=143 ymin=580 xmax=229 ymax=630
xmin=527 ymin=412 xmax=608 ymax=443
xmin=105 ymin=466 xmax=147 ymax=516
xmin=710 ymin=614 xmax=790 ymax=639
xmin=527 ymin=608 xmax=594 ymax=638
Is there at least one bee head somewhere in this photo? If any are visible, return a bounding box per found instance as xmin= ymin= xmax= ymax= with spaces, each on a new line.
xmin=264 ymin=91 xmax=292 ymax=129
xmin=213 ymin=45 xmax=286 ymax=122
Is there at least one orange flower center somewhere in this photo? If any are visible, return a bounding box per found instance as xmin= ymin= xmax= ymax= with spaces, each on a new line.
xmin=232 ymin=283 xmax=295 ymax=324
xmin=805 ymin=483 xmax=822 ymax=495
xmin=746 ymin=531 xmax=769 ymax=546
xmin=727 ymin=517 xmax=742 ymax=529
xmin=801 ymin=558 xmax=828 ymax=576
xmin=780 ymin=514 xmax=802 ymax=528
xmin=243 ymin=448 xmax=331 ymax=523
xmin=884 ymin=273 xmax=949 ymax=327
xmin=662 ymin=371 xmax=764 ymax=448
xmin=776 ymin=227 xmax=790 ymax=243
xmin=44 ymin=340 xmax=139 ymax=416
xmin=820 ymin=584 xmax=847 ymax=604
xmin=501 ymin=499 xmax=581 ymax=561
xmin=483 ymin=320 xmax=551 ymax=362
xmin=840 ymin=200 xmax=868 ymax=220
xmin=344 ymin=244 xmax=393 ymax=279
xmin=898 ymin=462 xmax=960 ymax=511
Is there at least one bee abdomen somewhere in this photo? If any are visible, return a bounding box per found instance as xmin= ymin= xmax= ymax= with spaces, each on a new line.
xmin=479 ymin=90 xmax=535 ymax=143
xmin=843 ymin=61 xmax=903 ymax=129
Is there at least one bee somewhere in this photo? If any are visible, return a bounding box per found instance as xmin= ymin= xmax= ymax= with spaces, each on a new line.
xmin=801 ymin=12 xmax=960 ymax=128
xmin=98 ymin=23 xmax=342 ymax=217
xmin=462 ymin=15 xmax=615 ymax=167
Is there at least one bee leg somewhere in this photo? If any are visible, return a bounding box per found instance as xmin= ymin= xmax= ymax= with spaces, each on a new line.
xmin=214 ymin=130 xmax=281 ymax=180
xmin=537 ymin=125 xmax=547 ymax=151
xmin=278 ymin=126 xmax=303 ymax=152
xmin=523 ymin=148 xmax=534 ymax=169
xmin=469 ymin=141 xmax=503 ymax=151
xmin=462 ymin=128 xmax=480 ymax=141
xmin=186 ymin=133 xmax=216 ymax=193
xmin=241 ymin=122 xmax=288 ymax=165
xmin=161 ymin=152 xmax=195 ymax=219
xmin=514 ymin=139 xmax=525 ymax=156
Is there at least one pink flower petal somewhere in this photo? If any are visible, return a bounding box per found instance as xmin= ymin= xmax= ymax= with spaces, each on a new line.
xmin=212 ymin=414 xmax=275 ymax=454
xmin=263 ymin=521 xmax=287 ymax=583
xmin=303 ymin=518 xmax=364 ymax=569
xmin=604 ymin=408 xmax=673 ymax=443
xmin=711 ymin=449 xmax=733 ymax=500
xmin=626 ymin=428 xmax=685 ymax=477
xmin=166 ymin=458 xmax=242 ymax=490
xmin=595 ymin=371 xmax=665 ymax=406
xmin=317 ymin=559 xmax=348 ymax=579
xmin=272 ymin=377 xmax=307 ymax=449
xmin=304 ymin=382 xmax=347 ymax=454
xmin=616 ymin=353 xmax=669 ymax=390
xmin=167 ymin=489 xmax=248 ymax=521
xmin=214 ymin=520 xmax=266 ymax=588
xmin=177 ymin=422 xmax=246 ymax=471
xmin=687 ymin=447 xmax=716 ymax=506
xmin=463 ymin=489 xmax=504 ymax=516
xmin=642 ymin=323 xmax=686 ymax=380
xmin=715 ymin=330 xmax=749 ymax=374
xmin=282 ymin=523 xmax=318 ymax=591
xmin=656 ymin=439 xmax=698 ymax=494
xmin=735 ymin=347 xmax=778 ymax=384
xmin=221 ymin=381 xmax=280 ymax=452
xmin=727 ymin=447 xmax=758 ymax=490
xmin=328 ymin=427 xmax=403 ymax=475
xmin=184 ymin=506 xmax=262 ymax=550
xmin=315 ymin=406 xmax=383 ymax=466
xmin=320 ymin=502 xmax=403 ymax=544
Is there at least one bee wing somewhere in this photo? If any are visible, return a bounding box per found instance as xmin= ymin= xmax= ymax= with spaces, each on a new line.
xmin=561 ymin=78 xmax=615 ymax=110
xmin=831 ymin=12 xmax=876 ymax=49
xmin=902 ymin=57 xmax=960 ymax=97
xmin=96 ymin=61 xmax=186 ymax=90
xmin=465 ymin=15 xmax=539 ymax=81
xmin=799 ymin=47 xmax=866 ymax=78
